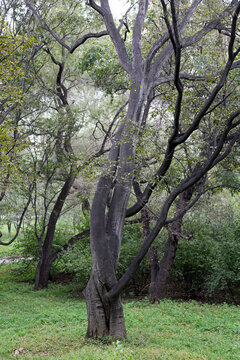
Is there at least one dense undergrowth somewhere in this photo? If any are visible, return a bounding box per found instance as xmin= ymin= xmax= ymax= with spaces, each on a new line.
xmin=6 ymin=215 xmax=240 ymax=304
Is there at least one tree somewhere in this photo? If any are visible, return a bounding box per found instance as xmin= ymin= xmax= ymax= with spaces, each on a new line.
xmin=82 ymin=0 xmax=240 ymax=337
xmin=17 ymin=0 xmax=136 ymax=291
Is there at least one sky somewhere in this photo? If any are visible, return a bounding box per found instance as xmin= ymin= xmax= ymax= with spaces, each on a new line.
xmin=109 ymin=0 xmax=130 ymax=19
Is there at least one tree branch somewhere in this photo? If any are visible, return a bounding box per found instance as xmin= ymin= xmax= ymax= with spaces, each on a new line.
xmin=108 ymin=109 xmax=240 ymax=299
xmin=50 ymin=229 xmax=90 ymax=263
xmin=25 ymin=1 xmax=108 ymax=54
xmin=87 ymin=0 xmax=132 ymax=73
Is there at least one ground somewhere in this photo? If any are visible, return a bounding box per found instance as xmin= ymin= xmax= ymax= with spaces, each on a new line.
xmin=0 ymin=261 xmax=239 ymax=360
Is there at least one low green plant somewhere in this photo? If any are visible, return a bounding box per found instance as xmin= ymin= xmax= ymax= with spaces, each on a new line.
xmin=0 ymin=263 xmax=239 ymax=360
xmin=171 ymin=219 xmax=240 ymax=301
xmin=58 ymin=233 xmax=92 ymax=288
xmin=11 ymin=222 xmax=76 ymax=280
xmin=205 ymin=220 xmax=240 ymax=295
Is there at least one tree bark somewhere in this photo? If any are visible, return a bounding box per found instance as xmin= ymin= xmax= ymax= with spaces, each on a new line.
xmin=148 ymin=187 xmax=194 ymax=302
xmin=7 ymin=222 xmax=11 ymax=238
xmin=34 ymin=175 xmax=75 ymax=290
xmin=83 ymin=275 xmax=126 ymax=337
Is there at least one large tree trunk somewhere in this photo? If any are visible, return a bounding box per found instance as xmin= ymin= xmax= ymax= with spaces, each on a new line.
xmin=83 ymin=154 xmax=132 ymax=336
xmin=83 ymin=275 xmax=126 ymax=337
xmin=84 ymin=72 xmax=148 ymax=336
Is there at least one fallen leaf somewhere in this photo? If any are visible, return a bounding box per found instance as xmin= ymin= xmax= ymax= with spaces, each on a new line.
xmin=13 ymin=347 xmax=25 ymax=355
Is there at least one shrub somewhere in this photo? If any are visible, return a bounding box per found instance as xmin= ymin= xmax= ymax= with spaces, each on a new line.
xmin=13 ymin=222 xmax=76 ymax=278
xmin=171 ymin=219 xmax=240 ymax=302
xmin=58 ymin=232 xmax=92 ymax=288
xmin=205 ymin=221 xmax=240 ymax=296
xmin=171 ymin=226 xmax=214 ymax=296
xmin=117 ymin=224 xmax=150 ymax=295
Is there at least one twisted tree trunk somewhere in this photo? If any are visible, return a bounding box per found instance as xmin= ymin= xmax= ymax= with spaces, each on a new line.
xmin=84 ymin=275 xmax=126 ymax=337
xmin=83 ymin=125 xmax=137 ymax=336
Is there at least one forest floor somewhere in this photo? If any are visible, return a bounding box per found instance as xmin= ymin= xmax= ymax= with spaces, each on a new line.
xmin=0 ymin=261 xmax=239 ymax=360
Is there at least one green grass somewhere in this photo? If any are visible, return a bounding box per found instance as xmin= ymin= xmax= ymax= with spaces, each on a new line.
xmin=0 ymin=263 xmax=239 ymax=360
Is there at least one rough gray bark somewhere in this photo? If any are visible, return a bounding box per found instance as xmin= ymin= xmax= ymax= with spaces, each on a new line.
xmin=83 ymin=275 xmax=126 ymax=337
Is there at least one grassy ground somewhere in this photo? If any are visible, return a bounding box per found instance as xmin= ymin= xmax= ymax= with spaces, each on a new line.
xmin=0 ymin=262 xmax=239 ymax=360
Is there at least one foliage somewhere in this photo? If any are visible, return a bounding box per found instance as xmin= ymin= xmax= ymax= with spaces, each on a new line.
xmin=15 ymin=224 xmax=71 ymax=256
xmin=205 ymin=220 xmax=240 ymax=294
xmin=0 ymin=239 xmax=16 ymax=258
xmin=172 ymin=225 xmax=216 ymax=295
xmin=79 ymin=43 xmax=130 ymax=96
xmin=13 ymin=222 xmax=76 ymax=277
xmin=0 ymin=266 xmax=239 ymax=359
xmin=58 ymin=222 xmax=151 ymax=293
xmin=0 ymin=15 xmax=36 ymax=110
xmin=0 ymin=120 xmax=28 ymax=184
xmin=117 ymin=224 xmax=150 ymax=295
xmin=58 ymin=215 xmax=92 ymax=287
xmin=0 ymin=17 xmax=36 ymax=189
xmin=172 ymin=217 xmax=240 ymax=300
xmin=0 ymin=23 xmax=24 ymax=107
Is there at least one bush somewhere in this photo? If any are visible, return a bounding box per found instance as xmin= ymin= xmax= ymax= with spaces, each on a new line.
xmin=117 ymin=224 xmax=150 ymax=295
xmin=205 ymin=221 xmax=240 ymax=296
xmin=171 ymin=226 xmax=214 ymax=296
xmin=171 ymin=219 xmax=240 ymax=302
xmin=58 ymin=231 xmax=92 ymax=288
xmin=13 ymin=222 xmax=76 ymax=278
